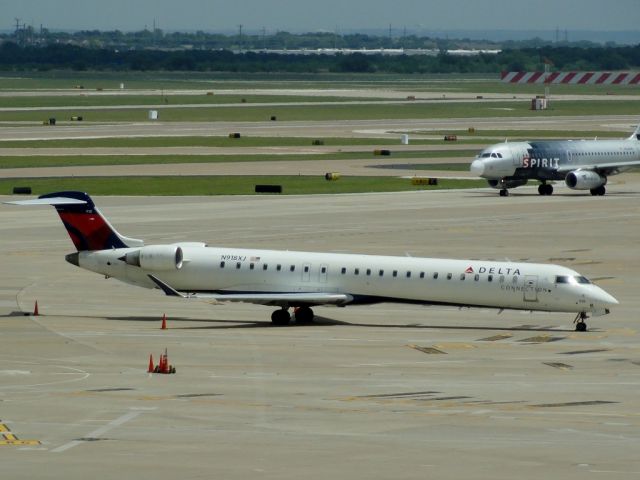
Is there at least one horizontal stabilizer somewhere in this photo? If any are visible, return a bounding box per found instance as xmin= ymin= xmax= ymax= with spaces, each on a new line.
xmin=4 ymin=197 xmax=87 ymax=206
xmin=148 ymin=274 xmax=353 ymax=307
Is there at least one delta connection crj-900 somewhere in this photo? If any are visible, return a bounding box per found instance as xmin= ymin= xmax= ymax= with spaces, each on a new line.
xmin=7 ymin=192 xmax=618 ymax=331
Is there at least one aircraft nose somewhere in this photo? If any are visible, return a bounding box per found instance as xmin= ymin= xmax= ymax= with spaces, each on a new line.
xmin=591 ymin=287 xmax=619 ymax=307
xmin=470 ymin=159 xmax=485 ymax=176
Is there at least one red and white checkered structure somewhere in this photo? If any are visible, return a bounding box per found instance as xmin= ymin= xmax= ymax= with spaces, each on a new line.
xmin=501 ymin=71 xmax=640 ymax=85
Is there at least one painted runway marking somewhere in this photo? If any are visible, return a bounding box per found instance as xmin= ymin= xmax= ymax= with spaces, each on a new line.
xmin=51 ymin=410 xmax=142 ymax=453
xmin=0 ymin=421 xmax=41 ymax=446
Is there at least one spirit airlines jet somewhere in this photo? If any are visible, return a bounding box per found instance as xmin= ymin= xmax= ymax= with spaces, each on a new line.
xmin=7 ymin=192 xmax=618 ymax=331
xmin=470 ymin=123 xmax=640 ymax=196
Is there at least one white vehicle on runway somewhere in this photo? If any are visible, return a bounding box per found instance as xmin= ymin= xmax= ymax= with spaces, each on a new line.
xmin=8 ymin=192 xmax=618 ymax=331
xmin=470 ymin=123 xmax=640 ymax=196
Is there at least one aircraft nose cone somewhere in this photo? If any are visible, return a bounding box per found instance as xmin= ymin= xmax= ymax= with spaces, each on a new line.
xmin=591 ymin=287 xmax=619 ymax=307
xmin=470 ymin=159 xmax=485 ymax=176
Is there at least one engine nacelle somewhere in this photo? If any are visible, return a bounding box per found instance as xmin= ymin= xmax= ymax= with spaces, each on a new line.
xmin=565 ymin=170 xmax=606 ymax=190
xmin=487 ymin=179 xmax=528 ymax=189
xmin=123 ymin=245 xmax=183 ymax=271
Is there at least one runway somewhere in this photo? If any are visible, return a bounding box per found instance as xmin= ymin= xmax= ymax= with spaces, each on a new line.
xmin=1 ymin=115 xmax=638 ymax=141
xmin=1 ymin=182 xmax=639 ymax=479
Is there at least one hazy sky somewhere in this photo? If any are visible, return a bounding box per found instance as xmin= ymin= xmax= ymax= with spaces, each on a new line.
xmin=3 ymin=0 xmax=639 ymax=33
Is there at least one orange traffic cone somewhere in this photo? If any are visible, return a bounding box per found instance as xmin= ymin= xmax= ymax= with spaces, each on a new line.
xmin=148 ymin=354 xmax=154 ymax=373
xmin=161 ymin=314 xmax=167 ymax=330
xmin=33 ymin=301 xmax=39 ymax=316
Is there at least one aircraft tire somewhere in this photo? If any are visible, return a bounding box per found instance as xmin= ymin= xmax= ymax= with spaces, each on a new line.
xmin=538 ymin=184 xmax=553 ymax=196
xmin=295 ymin=306 xmax=315 ymax=324
xmin=271 ymin=309 xmax=291 ymax=326
xmin=575 ymin=322 xmax=587 ymax=332
xmin=590 ymin=185 xmax=606 ymax=196
xmin=499 ymin=189 xmax=509 ymax=197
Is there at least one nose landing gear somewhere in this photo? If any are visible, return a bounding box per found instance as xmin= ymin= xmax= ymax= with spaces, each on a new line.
xmin=574 ymin=312 xmax=588 ymax=332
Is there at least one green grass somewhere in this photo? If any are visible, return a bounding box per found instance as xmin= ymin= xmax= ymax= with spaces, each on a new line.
xmin=0 ymin=94 xmax=380 ymax=109
xmin=2 ymin=99 xmax=639 ymax=123
xmin=374 ymin=163 xmax=469 ymax=171
xmin=1 ymin=71 xmax=638 ymax=97
xmin=0 ymin=175 xmax=485 ymax=196
xmin=414 ymin=129 xmax=629 ymax=139
xmin=0 ymin=150 xmax=475 ymax=169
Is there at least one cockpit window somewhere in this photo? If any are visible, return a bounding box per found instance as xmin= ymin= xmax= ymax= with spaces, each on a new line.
xmin=481 ymin=153 xmax=491 ymax=158
xmin=497 ymin=153 xmax=503 ymax=158
xmin=491 ymin=153 xmax=498 ymax=158
xmin=555 ymin=275 xmax=591 ymax=285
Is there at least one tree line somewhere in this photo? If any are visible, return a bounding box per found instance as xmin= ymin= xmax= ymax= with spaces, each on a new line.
xmin=0 ymin=42 xmax=638 ymax=74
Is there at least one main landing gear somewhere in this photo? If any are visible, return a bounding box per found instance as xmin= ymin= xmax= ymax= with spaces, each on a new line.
xmin=590 ymin=185 xmax=606 ymax=196
xmin=499 ymin=189 xmax=509 ymax=197
xmin=270 ymin=306 xmax=315 ymax=326
xmin=574 ymin=312 xmax=588 ymax=332
xmin=538 ymin=183 xmax=553 ymax=196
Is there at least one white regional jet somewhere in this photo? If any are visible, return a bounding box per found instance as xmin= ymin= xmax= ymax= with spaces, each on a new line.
xmin=470 ymin=123 xmax=640 ymax=196
xmin=7 ymin=192 xmax=618 ymax=331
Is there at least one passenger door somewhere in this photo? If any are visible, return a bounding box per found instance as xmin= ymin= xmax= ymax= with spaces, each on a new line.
xmin=523 ymin=275 xmax=538 ymax=302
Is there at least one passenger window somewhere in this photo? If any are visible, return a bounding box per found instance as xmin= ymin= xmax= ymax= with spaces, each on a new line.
xmin=379 ymin=269 xmax=384 ymax=276
xmin=420 ymin=272 xmax=425 ymax=279
xmin=406 ymin=271 xmax=411 ymax=278
xmin=341 ymin=267 xmax=346 ymax=274
xmin=321 ymin=267 xmax=327 ymax=274
xmin=250 ymin=263 xmax=255 ymax=270
xmin=488 ymin=274 xmax=493 ymax=282
xmin=474 ymin=274 xmax=479 ymax=281
xmin=447 ymin=273 xmax=452 ymax=280
xmin=433 ymin=272 xmax=438 ymax=279
xmin=366 ymin=269 xmax=371 ymax=276
xmin=236 ymin=262 xmax=241 ymax=269
xmin=277 ymin=264 xmax=282 ymax=271
xmin=304 ymin=266 xmax=309 ymax=273
xmin=263 ymin=264 xmax=268 ymax=271
xmin=290 ymin=265 xmax=295 ymax=272
xmin=392 ymin=270 xmax=398 ymax=277
xmin=459 ymin=273 xmax=465 ymax=280
xmin=220 ymin=261 xmax=225 ymax=268
xmin=354 ymin=268 xmax=359 ymax=275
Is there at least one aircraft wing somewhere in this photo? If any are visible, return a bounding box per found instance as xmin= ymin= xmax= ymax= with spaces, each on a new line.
xmin=557 ymin=160 xmax=640 ymax=175
xmin=148 ymin=274 xmax=353 ymax=307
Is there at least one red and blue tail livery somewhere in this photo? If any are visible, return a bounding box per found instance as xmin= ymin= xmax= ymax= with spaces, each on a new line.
xmin=5 ymin=191 xmax=617 ymax=330
xmin=10 ymin=191 xmax=144 ymax=251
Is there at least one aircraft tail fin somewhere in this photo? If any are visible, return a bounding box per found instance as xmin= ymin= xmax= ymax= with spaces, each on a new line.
xmin=627 ymin=122 xmax=640 ymax=141
xmin=6 ymin=191 xmax=144 ymax=251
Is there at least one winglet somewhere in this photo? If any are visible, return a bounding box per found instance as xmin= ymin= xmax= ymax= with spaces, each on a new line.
xmin=628 ymin=122 xmax=640 ymax=141
xmin=148 ymin=274 xmax=186 ymax=298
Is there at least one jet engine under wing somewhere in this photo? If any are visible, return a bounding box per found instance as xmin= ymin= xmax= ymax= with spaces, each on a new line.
xmin=556 ymin=160 xmax=640 ymax=176
xmin=148 ymin=274 xmax=353 ymax=307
